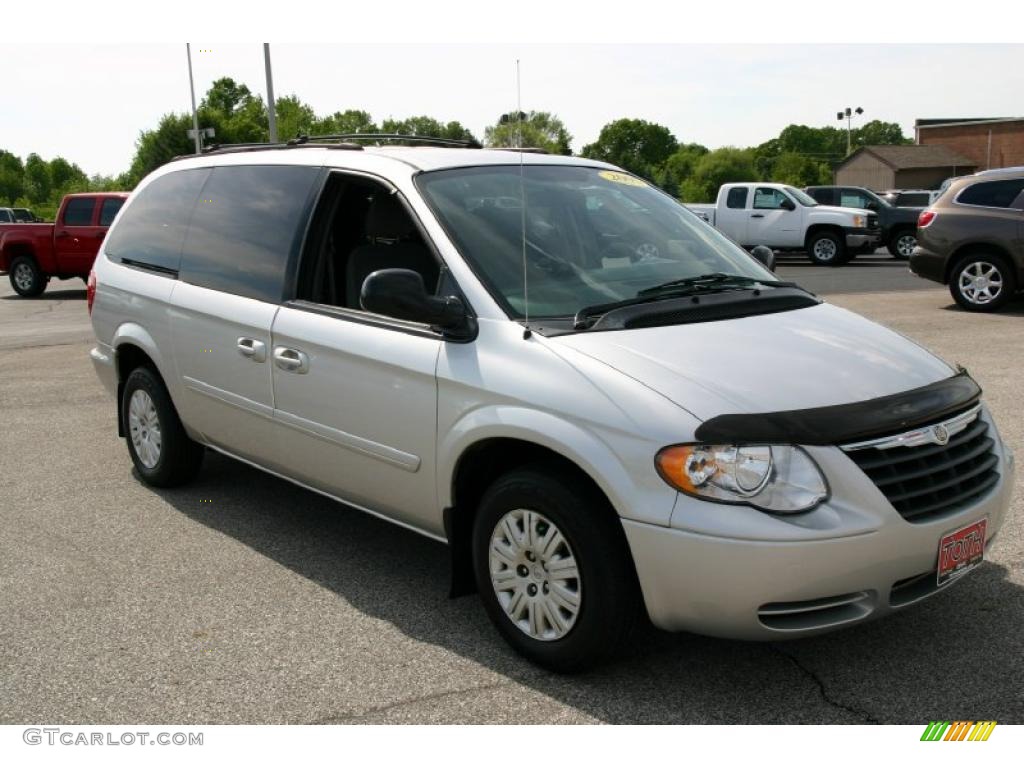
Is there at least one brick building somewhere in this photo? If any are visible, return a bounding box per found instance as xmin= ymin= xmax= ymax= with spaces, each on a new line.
xmin=915 ymin=117 xmax=1024 ymax=171
xmin=834 ymin=145 xmax=976 ymax=191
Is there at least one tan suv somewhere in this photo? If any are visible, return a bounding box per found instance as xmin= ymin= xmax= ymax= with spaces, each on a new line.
xmin=910 ymin=167 xmax=1024 ymax=311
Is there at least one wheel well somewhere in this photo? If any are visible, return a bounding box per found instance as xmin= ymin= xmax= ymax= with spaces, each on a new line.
xmin=944 ymin=243 xmax=1016 ymax=284
xmin=805 ymin=224 xmax=843 ymax=244
xmin=2 ymin=243 xmax=36 ymax=271
xmin=444 ymin=438 xmax=622 ymax=597
xmin=114 ymin=344 xmax=159 ymax=437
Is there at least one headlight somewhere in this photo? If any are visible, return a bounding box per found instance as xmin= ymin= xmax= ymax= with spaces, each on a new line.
xmin=655 ymin=444 xmax=828 ymax=513
xmin=852 ymin=214 xmax=865 ymax=227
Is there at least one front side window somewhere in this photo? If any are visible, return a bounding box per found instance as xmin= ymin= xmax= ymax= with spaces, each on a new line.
xmin=957 ymin=179 xmax=1024 ymax=209
xmin=106 ymin=168 xmax=210 ymax=274
xmin=753 ymin=188 xmax=789 ymax=210
xmin=63 ymin=197 xmax=96 ymax=226
xmin=840 ymin=190 xmax=870 ymax=209
xmin=416 ymin=165 xmax=773 ymax=318
xmin=179 ymin=165 xmax=321 ymax=303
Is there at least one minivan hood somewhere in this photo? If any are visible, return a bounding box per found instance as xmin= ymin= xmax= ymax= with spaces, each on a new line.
xmin=550 ymin=302 xmax=955 ymax=420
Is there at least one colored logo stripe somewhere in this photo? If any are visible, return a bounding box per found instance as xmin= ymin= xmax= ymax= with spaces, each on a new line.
xmin=920 ymin=721 xmax=996 ymax=741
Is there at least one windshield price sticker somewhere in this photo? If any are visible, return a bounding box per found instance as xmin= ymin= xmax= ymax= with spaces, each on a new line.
xmin=598 ymin=170 xmax=647 ymax=187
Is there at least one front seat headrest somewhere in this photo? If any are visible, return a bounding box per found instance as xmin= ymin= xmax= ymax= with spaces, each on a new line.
xmin=366 ymin=193 xmax=417 ymax=240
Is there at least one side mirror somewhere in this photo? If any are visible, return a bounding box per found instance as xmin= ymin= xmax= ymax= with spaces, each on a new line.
xmin=780 ymin=198 xmax=796 ymax=211
xmin=361 ymin=268 xmax=468 ymax=331
xmin=750 ymin=245 xmax=776 ymax=272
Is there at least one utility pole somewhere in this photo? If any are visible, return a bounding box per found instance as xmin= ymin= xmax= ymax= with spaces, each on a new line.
xmin=264 ymin=43 xmax=278 ymax=143
xmin=187 ymin=43 xmax=201 ymax=155
xmin=836 ymin=106 xmax=864 ymax=156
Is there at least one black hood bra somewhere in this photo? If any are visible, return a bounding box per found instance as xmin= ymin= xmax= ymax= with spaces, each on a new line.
xmin=694 ymin=370 xmax=982 ymax=446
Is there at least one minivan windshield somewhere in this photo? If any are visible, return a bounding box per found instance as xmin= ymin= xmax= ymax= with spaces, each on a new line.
xmin=417 ymin=165 xmax=776 ymax=318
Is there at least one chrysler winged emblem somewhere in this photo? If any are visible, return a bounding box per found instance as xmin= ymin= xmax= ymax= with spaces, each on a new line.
xmin=932 ymin=424 xmax=950 ymax=446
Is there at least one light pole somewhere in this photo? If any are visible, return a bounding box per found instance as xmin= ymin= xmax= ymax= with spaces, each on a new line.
xmin=836 ymin=106 xmax=864 ymax=155
xmin=186 ymin=43 xmax=201 ymax=155
xmin=264 ymin=43 xmax=278 ymax=143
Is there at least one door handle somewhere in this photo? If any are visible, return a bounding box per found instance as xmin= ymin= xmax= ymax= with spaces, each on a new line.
xmin=55 ymin=231 xmax=70 ymax=238
xmin=237 ymin=337 xmax=267 ymax=362
xmin=273 ymin=346 xmax=309 ymax=374
xmin=750 ymin=214 xmax=765 ymax=218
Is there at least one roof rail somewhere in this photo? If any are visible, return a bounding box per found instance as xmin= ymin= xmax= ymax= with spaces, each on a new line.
xmin=290 ymin=133 xmax=483 ymax=149
xmin=196 ymin=140 xmax=364 ymax=157
xmin=491 ymin=146 xmax=550 ymax=155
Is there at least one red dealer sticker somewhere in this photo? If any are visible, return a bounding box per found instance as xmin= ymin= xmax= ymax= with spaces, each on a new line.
xmin=937 ymin=519 xmax=987 ymax=586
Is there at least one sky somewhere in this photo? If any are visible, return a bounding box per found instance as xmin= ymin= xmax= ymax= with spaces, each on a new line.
xmin=2 ymin=43 xmax=1022 ymax=178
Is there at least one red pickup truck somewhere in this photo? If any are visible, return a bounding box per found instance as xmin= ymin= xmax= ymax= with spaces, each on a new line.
xmin=0 ymin=192 xmax=128 ymax=297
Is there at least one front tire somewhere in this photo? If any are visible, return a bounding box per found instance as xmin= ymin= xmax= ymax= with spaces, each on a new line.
xmin=806 ymin=231 xmax=847 ymax=266
xmin=122 ymin=366 xmax=204 ymax=487
xmin=949 ymin=253 xmax=1016 ymax=312
xmin=9 ymin=255 xmax=48 ymax=297
xmin=472 ymin=466 xmax=640 ymax=673
xmin=887 ymin=229 xmax=917 ymax=260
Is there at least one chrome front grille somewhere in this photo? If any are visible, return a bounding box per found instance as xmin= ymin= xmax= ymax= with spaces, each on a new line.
xmin=842 ymin=404 xmax=999 ymax=523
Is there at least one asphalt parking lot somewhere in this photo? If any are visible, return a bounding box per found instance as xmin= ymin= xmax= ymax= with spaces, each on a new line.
xmin=1 ymin=255 xmax=1022 ymax=724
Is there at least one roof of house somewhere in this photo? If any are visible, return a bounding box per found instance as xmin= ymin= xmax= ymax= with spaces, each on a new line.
xmin=840 ymin=145 xmax=977 ymax=171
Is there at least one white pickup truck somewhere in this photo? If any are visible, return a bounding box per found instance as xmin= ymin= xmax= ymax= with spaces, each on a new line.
xmin=688 ymin=183 xmax=881 ymax=266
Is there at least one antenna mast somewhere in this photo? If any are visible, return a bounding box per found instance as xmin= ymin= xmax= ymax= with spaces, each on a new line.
xmin=517 ymin=59 xmax=530 ymax=337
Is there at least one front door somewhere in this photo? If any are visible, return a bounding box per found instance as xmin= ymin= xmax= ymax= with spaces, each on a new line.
xmin=749 ymin=187 xmax=800 ymax=247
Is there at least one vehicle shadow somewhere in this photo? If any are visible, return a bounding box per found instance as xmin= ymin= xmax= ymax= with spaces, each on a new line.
xmin=939 ymin=298 xmax=1024 ymax=316
xmin=153 ymin=451 xmax=1024 ymax=724
xmin=0 ymin=288 xmax=87 ymax=300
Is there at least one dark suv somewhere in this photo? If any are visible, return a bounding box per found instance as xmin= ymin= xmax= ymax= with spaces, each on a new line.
xmin=805 ymin=185 xmax=922 ymax=259
xmin=910 ymin=168 xmax=1024 ymax=311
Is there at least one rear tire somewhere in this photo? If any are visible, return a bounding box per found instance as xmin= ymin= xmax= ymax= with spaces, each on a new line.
xmin=122 ymin=366 xmax=204 ymax=487
xmin=472 ymin=466 xmax=641 ymax=673
xmin=806 ymin=231 xmax=847 ymax=267
xmin=949 ymin=253 xmax=1016 ymax=312
xmin=9 ymin=255 xmax=48 ymax=297
xmin=887 ymin=229 xmax=917 ymax=260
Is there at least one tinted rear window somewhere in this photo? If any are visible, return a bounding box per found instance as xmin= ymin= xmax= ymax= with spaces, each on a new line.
xmin=0 ymin=210 xmax=11 ymax=223
xmin=178 ymin=165 xmax=320 ymax=303
xmin=957 ymin=179 xmax=1024 ymax=208
xmin=105 ymin=169 xmax=210 ymax=274
xmin=99 ymin=198 xmax=125 ymax=226
xmin=63 ymin=198 xmax=96 ymax=226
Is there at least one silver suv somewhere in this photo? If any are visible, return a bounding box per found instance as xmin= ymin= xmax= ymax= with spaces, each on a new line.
xmin=89 ymin=139 xmax=1014 ymax=671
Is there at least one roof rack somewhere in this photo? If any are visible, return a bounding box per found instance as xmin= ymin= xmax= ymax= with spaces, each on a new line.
xmin=196 ymin=140 xmax=364 ymax=157
xmin=289 ymin=133 xmax=483 ymax=149
xmin=491 ymin=146 xmax=550 ymax=155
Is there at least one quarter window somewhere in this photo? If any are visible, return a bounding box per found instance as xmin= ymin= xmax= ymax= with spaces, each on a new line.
xmin=957 ymin=179 xmax=1024 ymax=209
xmin=99 ymin=198 xmax=124 ymax=226
xmin=63 ymin=198 xmax=96 ymax=226
xmin=105 ymin=169 xmax=210 ymax=274
xmin=179 ymin=165 xmax=321 ymax=303
xmin=726 ymin=187 xmax=748 ymax=209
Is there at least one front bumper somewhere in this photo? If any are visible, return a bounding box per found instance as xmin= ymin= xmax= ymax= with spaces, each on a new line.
xmin=623 ymin=412 xmax=1015 ymax=640
xmin=844 ymin=227 xmax=882 ymax=248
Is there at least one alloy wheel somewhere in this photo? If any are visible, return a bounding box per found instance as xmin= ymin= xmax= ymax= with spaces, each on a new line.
xmin=896 ymin=233 xmax=917 ymax=258
xmin=958 ymin=261 xmax=1004 ymax=305
xmin=128 ymin=390 xmax=162 ymax=469
xmin=488 ymin=508 xmax=581 ymax=641
xmin=13 ymin=263 xmax=35 ymax=292
xmin=813 ymin=238 xmax=837 ymax=261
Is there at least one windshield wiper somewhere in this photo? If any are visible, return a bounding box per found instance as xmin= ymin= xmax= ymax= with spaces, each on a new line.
xmin=637 ymin=272 xmax=790 ymax=297
xmin=573 ymin=273 xmax=797 ymax=330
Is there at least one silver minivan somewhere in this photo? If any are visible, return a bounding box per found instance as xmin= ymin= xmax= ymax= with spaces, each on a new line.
xmin=89 ymin=140 xmax=1015 ymax=671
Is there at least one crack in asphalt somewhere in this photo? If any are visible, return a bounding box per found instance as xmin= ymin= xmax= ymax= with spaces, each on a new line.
xmin=311 ymin=680 xmax=513 ymax=724
xmin=771 ymin=644 xmax=880 ymax=724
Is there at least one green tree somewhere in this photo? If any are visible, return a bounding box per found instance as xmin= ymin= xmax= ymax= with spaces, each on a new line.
xmin=312 ymin=109 xmax=378 ymax=136
xmin=853 ymin=119 xmax=910 ymax=147
xmin=0 ymin=150 xmax=25 ymax=204
xmin=652 ymin=143 xmax=708 ymax=197
xmin=274 ymin=95 xmax=317 ymax=141
xmin=680 ymin=147 xmax=757 ymax=203
xmin=201 ymin=77 xmax=254 ymax=119
xmin=484 ymin=111 xmax=572 ymax=155
xmin=24 ymin=153 xmax=52 ymax=204
xmin=381 ymin=115 xmax=478 ymax=144
xmin=770 ymin=152 xmax=830 ymax=187
xmin=125 ymin=113 xmax=195 ymax=186
xmin=580 ymin=118 xmax=678 ymax=177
